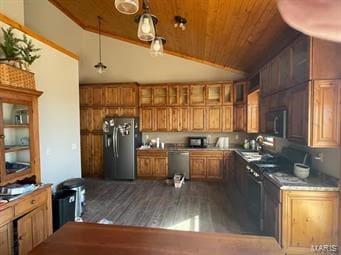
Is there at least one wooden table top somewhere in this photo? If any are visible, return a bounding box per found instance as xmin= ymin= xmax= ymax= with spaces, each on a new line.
xmin=29 ymin=222 xmax=284 ymax=255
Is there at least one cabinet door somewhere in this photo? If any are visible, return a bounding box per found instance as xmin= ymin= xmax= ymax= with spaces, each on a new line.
xmin=154 ymin=107 xmax=168 ymax=131
xmin=91 ymin=134 xmax=103 ymax=177
xmin=282 ymin=191 xmax=339 ymax=254
xmin=18 ymin=205 xmax=47 ymax=255
xmin=278 ymin=48 xmax=291 ymax=89
xmin=137 ymin=156 xmax=153 ymax=177
xmin=104 ymin=87 xmax=119 ymax=106
xmin=259 ymin=96 xmax=269 ymax=133
xmin=311 ymin=80 xmax=341 ymax=147
xmin=92 ymin=87 xmax=105 ymax=106
xmin=92 ymin=108 xmax=105 ymax=131
xmin=179 ymin=86 xmax=189 ymax=106
xmin=292 ymin=35 xmax=309 ymax=84
xmin=233 ymin=81 xmax=247 ymax=104
xmin=179 ymin=107 xmax=190 ymax=131
xmin=233 ymin=104 xmax=246 ymax=131
xmin=206 ymin=84 xmax=222 ymax=105
xmin=247 ymin=104 xmax=259 ymax=133
xmin=140 ymin=108 xmax=153 ymax=131
xmin=190 ymin=85 xmax=205 ymax=105
xmin=119 ymin=107 xmax=137 ymax=117
xmin=288 ymin=83 xmax=309 ymax=144
xmin=120 ymin=87 xmax=137 ymax=106
xmin=80 ymin=108 xmax=93 ymax=131
xmin=206 ymin=107 xmax=221 ymax=131
xmin=0 ymin=223 xmax=12 ymax=255
xmin=168 ymin=86 xmax=179 ymax=106
xmin=106 ymin=107 xmax=119 ymax=117
xmin=190 ymin=157 xmax=206 ymax=178
xmin=190 ymin=107 xmax=206 ymax=131
xmin=80 ymin=134 xmax=92 ymax=177
xmin=169 ymin=108 xmax=180 ymax=131
xmin=222 ymin=106 xmax=233 ymax=132
xmin=260 ymin=65 xmax=271 ymax=97
xmin=206 ymin=156 xmax=223 ymax=179
xmin=153 ymin=157 xmax=168 ymax=177
xmin=79 ymin=87 xmax=93 ymax=106
xmin=270 ymin=58 xmax=280 ymax=94
xmin=222 ymin=83 xmax=233 ymax=105
xmin=139 ymin=87 xmax=153 ymax=106
xmin=153 ymin=86 xmax=168 ymax=106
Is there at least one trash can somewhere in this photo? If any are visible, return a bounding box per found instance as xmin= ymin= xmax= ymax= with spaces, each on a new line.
xmin=61 ymin=178 xmax=85 ymax=218
xmin=52 ymin=190 xmax=76 ymax=231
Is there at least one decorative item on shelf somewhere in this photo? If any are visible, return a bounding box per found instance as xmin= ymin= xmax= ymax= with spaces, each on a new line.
xmin=114 ymin=0 xmax=139 ymax=15
xmin=174 ymin=16 xmax=187 ymax=31
xmin=94 ymin=16 xmax=107 ymax=74
xmin=0 ymin=27 xmax=40 ymax=70
xmin=135 ymin=0 xmax=157 ymax=41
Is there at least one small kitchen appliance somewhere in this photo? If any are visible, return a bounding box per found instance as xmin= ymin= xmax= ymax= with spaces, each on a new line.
xmin=188 ymin=136 xmax=208 ymax=148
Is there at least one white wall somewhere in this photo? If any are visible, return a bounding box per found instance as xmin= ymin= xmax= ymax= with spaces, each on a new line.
xmin=0 ymin=20 xmax=81 ymax=188
xmin=23 ymin=1 xmax=245 ymax=84
xmin=0 ymin=0 xmax=24 ymax=24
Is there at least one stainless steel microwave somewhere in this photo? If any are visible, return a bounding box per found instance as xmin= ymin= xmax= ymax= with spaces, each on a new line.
xmin=188 ymin=137 xmax=208 ymax=148
xmin=265 ymin=110 xmax=287 ymax=138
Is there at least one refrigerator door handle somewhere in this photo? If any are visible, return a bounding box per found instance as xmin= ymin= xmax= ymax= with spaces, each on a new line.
xmin=115 ymin=127 xmax=119 ymax=158
xmin=112 ymin=127 xmax=116 ymax=158
xmin=116 ymin=130 xmax=119 ymax=158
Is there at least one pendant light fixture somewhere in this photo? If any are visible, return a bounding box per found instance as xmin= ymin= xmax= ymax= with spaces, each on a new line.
xmin=150 ymin=36 xmax=166 ymax=57
xmin=114 ymin=0 xmax=139 ymax=15
xmin=136 ymin=0 xmax=157 ymax=41
xmin=94 ymin=16 xmax=107 ymax=74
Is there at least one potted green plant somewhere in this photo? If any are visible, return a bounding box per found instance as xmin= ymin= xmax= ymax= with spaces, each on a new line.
xmin=0 ymin=27 xmax=21 ymax=66
xmin=17 ymin=34 xmax=40 ymax=70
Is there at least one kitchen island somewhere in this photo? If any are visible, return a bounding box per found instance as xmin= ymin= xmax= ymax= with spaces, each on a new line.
xmin=29 ymin=222 xmax=283 ymax=255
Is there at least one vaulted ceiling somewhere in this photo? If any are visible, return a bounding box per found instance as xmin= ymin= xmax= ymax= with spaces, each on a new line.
xmin=49 ymin=0 xmax=299 ymax=74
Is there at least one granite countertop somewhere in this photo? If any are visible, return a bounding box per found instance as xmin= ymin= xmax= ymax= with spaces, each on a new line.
xmin=137 ymin=144 xmax=243 ymax=151
xmin=264 ymin=172 xmax=339 ymax=192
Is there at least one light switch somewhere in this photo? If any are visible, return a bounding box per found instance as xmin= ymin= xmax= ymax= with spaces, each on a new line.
xmin=71 ymin=144 xmax=77 ymax=150
xmin=46 ymin=148 xmax=52 ymax=156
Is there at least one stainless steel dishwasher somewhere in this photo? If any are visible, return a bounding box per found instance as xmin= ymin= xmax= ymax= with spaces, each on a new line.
xmin=168 ymin=151 xmax=190 ymax=179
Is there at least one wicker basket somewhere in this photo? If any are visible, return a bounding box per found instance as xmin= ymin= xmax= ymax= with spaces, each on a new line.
xmin=0 ymin=63 xmax=35 ymax=89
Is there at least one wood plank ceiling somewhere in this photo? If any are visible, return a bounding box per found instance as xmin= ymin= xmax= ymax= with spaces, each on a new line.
xmin=49 ymin=0 xmax=299 ymax=74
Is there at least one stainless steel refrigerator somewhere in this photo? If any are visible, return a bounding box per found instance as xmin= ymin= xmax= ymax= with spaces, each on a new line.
xmin=103 ymin=117 xmax=141 ymax=180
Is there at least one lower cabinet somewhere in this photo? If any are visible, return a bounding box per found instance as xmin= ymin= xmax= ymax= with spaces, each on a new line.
xmin=0 ymin=186 xmax=52 ymax=255
xmin=190 ymin=151 xmax=223 ymax=180
xmin=137 ymin=151 xmax=168 ymax=178
xmin=263 ymin=179 xmax=339 ymax=255
xmin=17 ymin=205 xmax=48 ymax=255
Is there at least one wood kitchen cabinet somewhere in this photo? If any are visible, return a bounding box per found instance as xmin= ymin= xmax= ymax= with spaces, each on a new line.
xmin=179 ymin=107 xmax=190 ymax=131
xmin=206 ymin=84 xmax=222 ymax=105
xmin=120 ymin=86 xmax=137 ymax=106
xmin=153 ymin=86 xmax=168 ymax=106
xmin=139 ymin=86 xmax=153 ymax=106
xmin=311 ymin=80 xmax=341 ymax=147
xmin=270 ymin=57 xmax=280 ymax=94
xmin=154 ymin=107 xmax=168 ymax=131
xmin=260 ymin=65 xmax=271 ymax=97
xmin=233 ymin=104 xmax=246 ymax=132
xmin=92 ymin=87 xmax=105 ymax=106
xmin=179 ymin=86 xmax=189 ymax=106
xmin=80 ymin=133 xmax=103 ymax=177
xmin=80 ymin=108 xmax=93 ymax=131
xmin=91 ymin=108 xmax=105 ymax=131
xmin=104 ymin=86 xmax=119 ymax=106
xmin=190 ymin=151 xmax=223 ymax=180
xmin=222 ymin=82 xmax=233 ymax=105
xmin=168 ymin=108 xmax=180 ymax=131
xmin=79 ymin=87 xmax=93 ymax=106
xmin=190 ymin=85 xmax=205 ymax=105
xmin=281 ymin=190 xmax=339 ymax=255
xmin=206 ymin=107 xmax=221 ymax=131
xmin=190 ymin=107 xmax=206 ymax=131
xmin=233 ymin=81 xmax=247 ymax=104
xmin=247 ymin=90 xmax=259 ymax=133
xmin=137 ymin=150 xmax=168 ymax=178
xmin=222 ymin=106 xmax=233 ymax=132
xmin=168 ymin=86 xmax=179 ymax=106
xmin=140 ymin=107 xmax=153 ymax=131
xmin=278 ymin=48 xmax=291 ymax=89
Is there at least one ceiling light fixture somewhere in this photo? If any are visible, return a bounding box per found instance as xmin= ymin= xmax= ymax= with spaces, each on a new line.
xmin=114 ymin=0 xmax=139 ymax=15
xmin=94 ymin=16 xmax=107 ymax=74
xmin=136 ymin=0 xmax=158 ymax=41
xmin=150 ymin=36 xmax=166 ymax=57
xmin=174 ymin=16 xmax=187 ymax=31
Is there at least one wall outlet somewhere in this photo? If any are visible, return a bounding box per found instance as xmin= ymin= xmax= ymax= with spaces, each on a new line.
xmin=46 ymin=148 xmax=52 ymax=156
xmin=235 ymin=134 xmax=239 ymax=140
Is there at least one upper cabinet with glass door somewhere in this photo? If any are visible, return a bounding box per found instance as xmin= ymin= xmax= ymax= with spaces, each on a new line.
xmin=1 ymin=102 xmax=32 ymax=183
xmin=0 ymin=85 xmax=42 ymax=186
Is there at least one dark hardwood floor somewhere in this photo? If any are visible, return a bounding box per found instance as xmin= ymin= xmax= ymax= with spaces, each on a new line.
xmin=83 ymin=178 xmax=259 ymax=235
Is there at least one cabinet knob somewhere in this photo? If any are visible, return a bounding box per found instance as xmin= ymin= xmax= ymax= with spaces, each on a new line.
xmin=0 ymin=134 xmax=4 ymax=139
xmin=31 ymin=199 xmax=36 ymax=204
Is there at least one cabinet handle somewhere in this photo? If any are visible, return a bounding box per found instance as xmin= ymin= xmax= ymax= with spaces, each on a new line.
xmin=0 ymin=134 xmax=4 ymax=139
xmin=31 ymin=199 xmax=36 ymax=204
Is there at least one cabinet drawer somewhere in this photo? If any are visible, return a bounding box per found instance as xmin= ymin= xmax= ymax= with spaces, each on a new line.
xmin=0 ymin=207 xmax=14 ymax=226
xmin=14 ymin=191 xmax=46 ymax=216
xmin=190 ymin=151 xmax=223 ymax=157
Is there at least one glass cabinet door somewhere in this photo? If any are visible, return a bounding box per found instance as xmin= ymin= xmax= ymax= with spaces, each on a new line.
xmin=1 ymin=102 xmax=32 ymax=181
